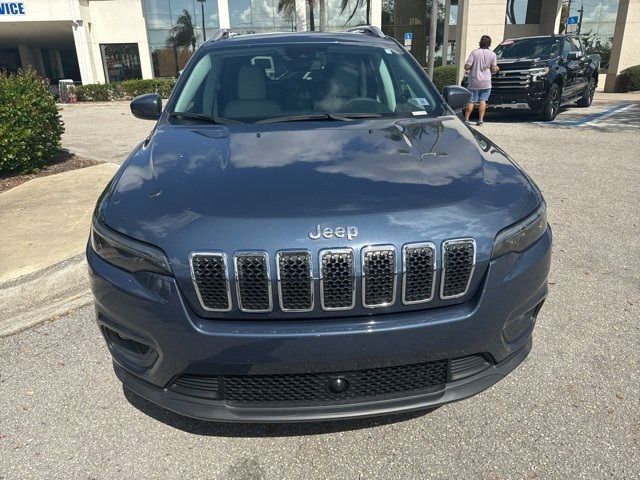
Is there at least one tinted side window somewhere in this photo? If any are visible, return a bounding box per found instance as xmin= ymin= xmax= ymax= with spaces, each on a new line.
xmin=570 ymin=37 xmax=583 ymax=54
xmin=563 ymin=38 xmax=577 ymax=57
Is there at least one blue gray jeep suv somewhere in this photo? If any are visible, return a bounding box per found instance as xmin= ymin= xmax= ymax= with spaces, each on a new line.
xmin=87 ymin=27 xmax=551 ymax=422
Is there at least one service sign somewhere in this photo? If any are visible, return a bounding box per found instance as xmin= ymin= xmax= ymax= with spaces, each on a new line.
xmin=0 ymin=2 xmax=26 ymax=15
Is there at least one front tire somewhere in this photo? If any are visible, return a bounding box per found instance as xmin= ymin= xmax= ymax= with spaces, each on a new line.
xmin=577 ymin=77 xmax=596 ymax=107
xmin=539 ymin=83 xmax=561 ymax=121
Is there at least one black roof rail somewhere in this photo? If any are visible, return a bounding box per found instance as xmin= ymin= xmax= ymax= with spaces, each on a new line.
xmin=346 ymin=26 xmax=386 ymax=38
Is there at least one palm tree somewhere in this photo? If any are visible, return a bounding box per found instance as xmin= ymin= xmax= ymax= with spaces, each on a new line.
xmin=167 ymin=10 xmax=197 ymax=50
xmin=166 ymin=10 xmax=196 ymax=77
xmin=277 ymin=0 xmax=318 ymax=31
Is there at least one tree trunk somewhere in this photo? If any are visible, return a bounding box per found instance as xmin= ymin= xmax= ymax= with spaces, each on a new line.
xmin=366 ymin=0 xmax=370 ymax=24
xmin=308 ymin=0 xmax=315 ymax=31
xmin=427 ymin=0 xmax=438 ymax=78
xmin=319 ymin=0 xmax=326 ymax=31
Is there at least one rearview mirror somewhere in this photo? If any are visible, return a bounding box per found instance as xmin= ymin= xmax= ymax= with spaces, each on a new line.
xmin=443 ymin=85 xmax=472 ymax=111
xmin=567 ymin=51 xmax=583 ymax=61
xmin=130 ymin=93 xmax=162 ymax=120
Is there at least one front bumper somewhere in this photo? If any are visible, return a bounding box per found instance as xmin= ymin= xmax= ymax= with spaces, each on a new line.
xmin=88 ymin=228 xmax=552 ymax=422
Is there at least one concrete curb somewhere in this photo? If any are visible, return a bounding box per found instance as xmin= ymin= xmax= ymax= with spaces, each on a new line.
xmin=0 ymin=254 xmax=93 ymax=338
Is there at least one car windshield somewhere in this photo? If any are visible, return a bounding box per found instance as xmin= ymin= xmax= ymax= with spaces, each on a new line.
xmin=494 ymin=38 xmax=562 ymax=60
xmin=171 ymin=41 xmax=445 ymax=123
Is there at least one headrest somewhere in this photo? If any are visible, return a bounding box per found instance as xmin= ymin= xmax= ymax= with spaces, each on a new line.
xmin=238 ymin=64 xmax=266 ymax=100
xmin=329 ymin=66 xmax=359 ymax=97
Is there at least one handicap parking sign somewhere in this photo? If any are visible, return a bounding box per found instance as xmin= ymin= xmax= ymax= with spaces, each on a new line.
xmin=404 ymin=32 xmax=413 ymax=49
xmin=567 ymin=16 xmax=579 ymax=25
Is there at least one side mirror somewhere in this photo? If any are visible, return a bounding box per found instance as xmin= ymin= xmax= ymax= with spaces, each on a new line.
xmin=567 ymin=51 xmax=583 ymax=61
xmin=443 ymin=85 xmax=472 ymax=111
xmin=130 ymin=93 xmax=162 ymax=120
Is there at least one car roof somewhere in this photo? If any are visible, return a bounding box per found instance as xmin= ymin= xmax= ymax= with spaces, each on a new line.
xmin=504 ymin=34 xmax=572 ymax=41
xmin=203 ymin=31 xmax=398 ymax=50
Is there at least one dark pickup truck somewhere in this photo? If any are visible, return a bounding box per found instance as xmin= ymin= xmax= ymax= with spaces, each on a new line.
xmin=466 ymin=34 xmax=599 ymax=120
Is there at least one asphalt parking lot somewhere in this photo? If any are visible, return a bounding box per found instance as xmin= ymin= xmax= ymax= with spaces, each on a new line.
xmin=1 ymin=96 xmax=639 ymax=479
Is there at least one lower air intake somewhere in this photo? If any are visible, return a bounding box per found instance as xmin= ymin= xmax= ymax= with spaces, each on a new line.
xmin=223 ymin=359 xmax=448 ymax=405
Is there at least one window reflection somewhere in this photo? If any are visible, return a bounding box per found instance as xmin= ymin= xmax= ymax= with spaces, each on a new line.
xmin=229 ymin=0 xmax=296 ymax=33
xmin=559 ymin=0 xmax=620 ymax=72
xmin=145 ymin=0 xmax=219 ymax=77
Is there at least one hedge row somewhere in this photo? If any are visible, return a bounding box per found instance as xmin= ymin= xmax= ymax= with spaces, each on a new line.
xmin=0 ymin=68 xmax=64 ymax=173
xmin=74 ymin=78 xmax=176 ymax=102
xmin=432 ymin=65 xmax=458 ymax=92
xmin=616 ymin=65 xmax=640 ymax=93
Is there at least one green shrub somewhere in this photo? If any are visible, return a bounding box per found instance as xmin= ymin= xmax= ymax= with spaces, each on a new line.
xmin=0 ymin=68 xmax=64 ymax=174
xmin=119 ymin=78 xmax=176 ymax=98
xmin=615 ymin=65 xmax=640 ymax=93
xmin=74 ymin=78 xmax=176 ymax=102
xmin=432 ymin=65 xmax=458 ymax=92
xmin=74 ymin=83 xmax=118 ymax=102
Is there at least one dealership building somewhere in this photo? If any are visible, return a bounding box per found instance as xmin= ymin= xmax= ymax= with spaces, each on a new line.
xmin=0 ymin=0 xmax=638 ymax=91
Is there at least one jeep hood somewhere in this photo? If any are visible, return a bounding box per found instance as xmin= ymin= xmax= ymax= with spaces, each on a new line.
xmin=103 ymin=115 xmax=538 ymax=261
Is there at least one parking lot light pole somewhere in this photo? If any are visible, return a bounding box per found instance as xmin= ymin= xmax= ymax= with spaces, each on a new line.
xmin=197 ymin=0 xmax=207 ymax=42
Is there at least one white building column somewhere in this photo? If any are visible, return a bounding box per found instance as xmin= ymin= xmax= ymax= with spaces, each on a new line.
xmin=217 ymin=0 xmax=230 ymax=28
xmin=295 ymin=0 xmax=307 ymax=31
xmin=51 ymin=49 xmax=65 ymax=78
xmin=370 ymin=0 xmax=382 ymax=27
xmin=605 ymin=0 xmax=640 ymax=91
xmin=455 ymin=0 xmax=507 ymax=82
xmin=442 ymin=0 xmax=451 ymax=66
xmin=72 ymin=20 xmax=97 ymax=84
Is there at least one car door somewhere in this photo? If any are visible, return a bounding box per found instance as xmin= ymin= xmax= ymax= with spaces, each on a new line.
xmin=562 ymin=37 xmax=585 ymax=98
xmin=570 ymin=36 xmax=588 ymax=93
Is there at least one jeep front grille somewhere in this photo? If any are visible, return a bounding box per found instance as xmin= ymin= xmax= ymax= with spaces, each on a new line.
xmin=402 ymin=242 xmax=436 ymax=304
xmin=441 ymin=239 xmax=476 ymax=299
xmin=190 ymin=253 xmax=231 ymax=312
xmin=189 ymin=238 xmax=476 ymax=314
xmin=276 ymin=250 xmax=313 ymax=312
xmin=319 ymin=248 xmax=356 ymax=311
xmin=362 ymin=246 xmax=396 ymax=307
xmin=234 ymin=252 xmax=272 ymax=312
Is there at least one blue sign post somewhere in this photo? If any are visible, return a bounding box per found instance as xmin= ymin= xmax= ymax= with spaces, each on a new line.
xmin=403 ymin=32 xmax=413 ymax=51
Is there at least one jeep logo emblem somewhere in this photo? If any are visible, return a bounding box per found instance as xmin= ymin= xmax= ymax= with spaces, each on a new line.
xmin=309 ymin=225 xmax=358 ymax=241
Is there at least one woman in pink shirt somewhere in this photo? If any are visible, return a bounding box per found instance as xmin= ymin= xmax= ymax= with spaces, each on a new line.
xmin=464 ymin=35 xmax=500 ymax=126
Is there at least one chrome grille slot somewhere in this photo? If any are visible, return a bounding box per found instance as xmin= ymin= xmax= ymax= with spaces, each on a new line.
xmin=319 ymin=248 xmax=355 ymax=311
xmin=234 ymin=252 xmax=272 ymax=312
xmin=190 ymin=253 xmax=231 ymax=312
xmin=362 ymin=246 xmax=396 ymax=308
xmin=276 ymin=250 xmax=313 ymax=312
xmin=440 ymin=239 xmax=476 ymax=299
xmin=402 ymin=242 xmax=436 ymax=304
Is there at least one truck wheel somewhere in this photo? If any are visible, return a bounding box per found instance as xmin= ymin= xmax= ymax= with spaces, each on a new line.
xmin=539 ymin=83 xmax=561 ymax=121
xmin=577 ymin=77 xmax=596 ymax=107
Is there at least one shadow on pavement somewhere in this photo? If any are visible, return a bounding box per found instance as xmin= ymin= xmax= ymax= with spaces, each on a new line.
xmin=123 ymin=385 xmax=437 ymax=437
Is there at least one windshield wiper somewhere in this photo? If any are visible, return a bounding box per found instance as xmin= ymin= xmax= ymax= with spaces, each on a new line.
xmin=256 ymin=112 xmax=381 ymax=124
xmin=170 ymin=111 xmax=243 ymax=125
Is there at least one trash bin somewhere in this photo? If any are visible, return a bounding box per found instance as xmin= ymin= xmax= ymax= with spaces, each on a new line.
xmin=58 ymin=79 xmax=76 ymax=103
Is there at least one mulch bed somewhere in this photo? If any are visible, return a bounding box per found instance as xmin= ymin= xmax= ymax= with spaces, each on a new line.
xmin=0 ymin=151 xmax=102 ymax=194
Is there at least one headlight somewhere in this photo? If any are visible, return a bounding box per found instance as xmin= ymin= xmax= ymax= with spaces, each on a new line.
xmin=492 ymin=203 xmax=547 ymax=259
xmin=529 ymin=67 xmax=549 ymax=80
xmin=91 ymin=219 xmax=172 ymax=275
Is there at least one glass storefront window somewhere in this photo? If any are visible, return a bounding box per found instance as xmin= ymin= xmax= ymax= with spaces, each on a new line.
xmin=229 ymin=0 xmax=296 ymax=34
xmin=560 ymin=0 xmax=620 ymax=72
xmin=145 ymin=0 xmax=219 ymax=77
xmin=100 ymin=44 xmax=142 ymax=82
